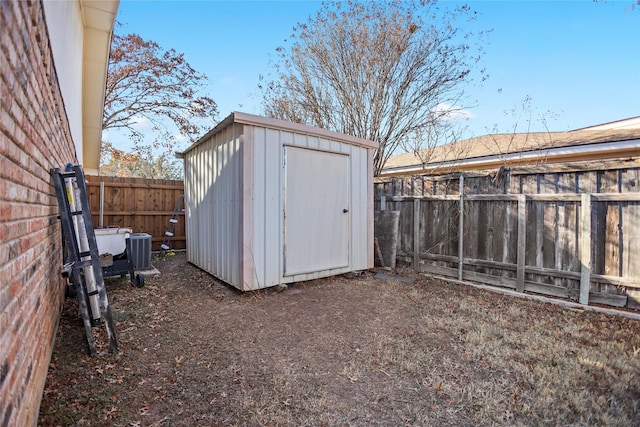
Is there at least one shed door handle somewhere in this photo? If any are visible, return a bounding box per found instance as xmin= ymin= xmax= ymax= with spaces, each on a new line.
xmin=343 ymin=208 xmax=349 ymax=213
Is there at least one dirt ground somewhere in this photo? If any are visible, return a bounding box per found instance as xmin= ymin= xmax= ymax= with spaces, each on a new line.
xmin=39 ymin=253 xmax=640 ymax=426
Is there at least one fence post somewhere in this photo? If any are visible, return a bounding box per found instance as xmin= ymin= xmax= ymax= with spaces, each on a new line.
xmin=413 ymin=198 xmax=420 ymax=271
xmin=99 ymin=181 xmax=104 ymax=228
xmin=516 ymin=194 xmax=526 ymax=292
xmin=579 ymin=193 xmax=592 ymax=305
xmin=458 ymin=175 xmax=464 ymax=281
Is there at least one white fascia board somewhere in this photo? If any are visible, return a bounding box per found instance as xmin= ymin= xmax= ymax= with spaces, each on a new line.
xmin=380 ymin=139 xmax=640 ymax=176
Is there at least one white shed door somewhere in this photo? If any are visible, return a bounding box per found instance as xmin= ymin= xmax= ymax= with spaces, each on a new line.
xmin=284 ymin=147 xmax=350 ymax=276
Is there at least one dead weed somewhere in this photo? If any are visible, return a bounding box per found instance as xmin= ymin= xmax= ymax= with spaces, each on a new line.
xmin=39 ymin=254 xmax=640 ymax=426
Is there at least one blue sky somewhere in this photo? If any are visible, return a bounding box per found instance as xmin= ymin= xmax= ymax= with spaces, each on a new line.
xmin=110 ymin=0 xmax=640 ymax=151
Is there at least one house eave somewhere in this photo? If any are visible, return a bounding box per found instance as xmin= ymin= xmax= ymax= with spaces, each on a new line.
xmin=80 ymin=0 xmax=119 ymax=174
xmin=380 ymin=139 xmax=640 ymax=178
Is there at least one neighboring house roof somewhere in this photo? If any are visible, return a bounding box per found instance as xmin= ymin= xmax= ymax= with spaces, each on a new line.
xmin=381 ymin=117 xmax=640 ymax=177
xmin=576 ymin=116 xmax=640 ymax=131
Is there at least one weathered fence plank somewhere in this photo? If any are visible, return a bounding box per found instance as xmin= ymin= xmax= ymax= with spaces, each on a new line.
xmin=374 ymin=211 xmax=400 ymax=269
xmin=375 ymin=167 xmax=640 ymax=310
xmin=86 ymin=175 xmax=185 ymax=251
xmin=517 ymin=195 xmax=526 ymax=293
xmin=413 ymin=199 xmax=420 ymax=271
xmin=458 ymin=175 xmax=464 ymax=280
xmin=579 ymin=194 xmax=592 ymax=305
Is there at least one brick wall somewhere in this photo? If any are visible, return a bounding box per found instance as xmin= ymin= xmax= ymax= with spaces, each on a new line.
xmin=1 ymin=1 xmax=79 ymax=425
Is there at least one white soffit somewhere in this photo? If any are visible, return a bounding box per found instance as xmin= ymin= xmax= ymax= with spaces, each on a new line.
xmin=80 ymin=0 xmax=119 ymax=174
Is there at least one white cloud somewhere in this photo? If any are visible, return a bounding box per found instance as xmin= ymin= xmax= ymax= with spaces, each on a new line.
xmin=219 ymin=76 xmax=237 ymax=85
xmin=433 ymin=103 xmax=476 ymax=122
xmin=172 ymin=133 xmax=188 ymax=143
xmin=131 ymin=115 xmax=152 ymax=131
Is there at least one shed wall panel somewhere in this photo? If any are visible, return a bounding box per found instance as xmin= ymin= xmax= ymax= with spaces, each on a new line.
xmin=263 ymin=128 xmax=283 ymax=287
xmin=185 ymin=124 xmax=242 ymax=287
xmin=250 ymin=127 xmax=267 ymax=289
xmin=351 ymin=144 xmax=367 ymax=269
xmin=240 ymin=130 xmax=255 ymax=290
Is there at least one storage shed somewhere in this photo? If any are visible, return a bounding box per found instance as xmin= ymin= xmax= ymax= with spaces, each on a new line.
xmin=180 ymin=112 xmax=379 ymax=291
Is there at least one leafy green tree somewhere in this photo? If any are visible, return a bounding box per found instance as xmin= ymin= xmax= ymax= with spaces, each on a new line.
xmin=261 ymin=0 xmax=488 ymax=175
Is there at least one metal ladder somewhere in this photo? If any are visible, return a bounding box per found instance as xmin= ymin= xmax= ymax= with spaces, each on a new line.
xmin=161 ymin=194 xmax=184 ymax=253
xmin=50 ymin=165 xmax=119 ymax=359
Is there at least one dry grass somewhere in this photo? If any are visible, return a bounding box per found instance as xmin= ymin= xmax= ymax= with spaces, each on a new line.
xmin=39 ymin=254 xmax=640 ymax=426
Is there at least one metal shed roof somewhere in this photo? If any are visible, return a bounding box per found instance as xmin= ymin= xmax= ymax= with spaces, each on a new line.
xmin=179 ymin=112 xmax=379 ymax=157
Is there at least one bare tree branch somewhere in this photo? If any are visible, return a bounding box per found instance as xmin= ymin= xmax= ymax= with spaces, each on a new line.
xmin=102 ymin=30 xmax=218 ymax=152
xmin=260 ymin=0 xmax=488 ymax=175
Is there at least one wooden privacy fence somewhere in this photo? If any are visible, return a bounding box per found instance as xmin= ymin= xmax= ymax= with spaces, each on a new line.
xmin=85 ymin=175 xmax=185 ymax=251
xmin=375 ymin=169 xmax=640 ymax=311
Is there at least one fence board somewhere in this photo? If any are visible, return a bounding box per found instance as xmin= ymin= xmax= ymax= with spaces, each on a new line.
xmin=622 ymin=169 xmax=640 ymax=310
xmin=86 ymin=175 xmax=185 ymax=251
xmin=517 ymin=195 xmax=526 ymax=292
xmin=604 ymin=203 xmax=621 ymax=276
xmin=413 ymin=199 xmax=420 ymax=270
xmin=525 ymin=281 xmax=570 ymax=299
xmin=554 ymin=201 xmax=565 ymax=289
xmin=623 ymin=202 xmax=640 ymax=310
xmin=463 ymin=269 xmax=516 ymax=289
xmin=376 ymin=166 xmax=640 ymax=311
xmin=419 ymin=263 xmax=459 ymax=278
xmin=457 ymin=179 xmax=463 ymax=279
